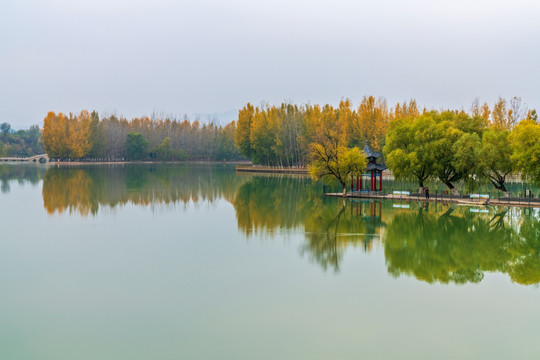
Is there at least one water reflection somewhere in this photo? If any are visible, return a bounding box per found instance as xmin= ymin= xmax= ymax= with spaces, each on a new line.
xmin=232 ymin=176 xmax=540 ymax=283
xmin=33 ymin=165 xmax=540 ymax=284
xmin=41 ymin=164 xmax=247 ymax=215
xmin=0 ymin=164 xmax=47 ymax=193
xmin=300 ymin=199 xmax=387 ymax=271
xmin=385 ymin=206 xmax=513 ymax=284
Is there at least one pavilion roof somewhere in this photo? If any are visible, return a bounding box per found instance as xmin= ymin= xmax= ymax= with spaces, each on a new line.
xmin=366 ymin=163 xmax=387 ymax=171
xmin=362 ymin=141 xmax=382 ymax=159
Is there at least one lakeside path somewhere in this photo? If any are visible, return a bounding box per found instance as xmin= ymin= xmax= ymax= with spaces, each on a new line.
xmin=47 ymin=161 xmax=251 ymax=166
xmin=236 ymin=165 xmax=309 ymax=174
xmin=325 ymin=191 xmax=540 ymax=208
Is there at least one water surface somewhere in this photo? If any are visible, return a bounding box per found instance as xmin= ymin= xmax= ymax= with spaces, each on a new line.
xmin=1 ymin=164 xmax=539 ymax=359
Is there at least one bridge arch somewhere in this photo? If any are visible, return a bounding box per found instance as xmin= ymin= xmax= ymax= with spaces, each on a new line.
xmin=0 ymin=154 xmax=49 ymax=164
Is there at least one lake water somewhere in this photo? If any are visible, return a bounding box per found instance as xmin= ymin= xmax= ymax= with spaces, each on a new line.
xmin=1 ymin=164 xmax=539 ymax=359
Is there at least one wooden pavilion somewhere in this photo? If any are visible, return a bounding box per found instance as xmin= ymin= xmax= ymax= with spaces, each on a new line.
xmin=351 ymin=141 xmax=387 ymax=192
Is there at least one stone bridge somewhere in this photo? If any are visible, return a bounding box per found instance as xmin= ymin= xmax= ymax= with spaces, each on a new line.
xmin=0 ymin=154 xmax=49 ymax=164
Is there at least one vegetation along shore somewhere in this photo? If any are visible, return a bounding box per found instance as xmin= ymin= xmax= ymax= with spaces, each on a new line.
xmin=2 ymin=95 xmax=539 ymax=199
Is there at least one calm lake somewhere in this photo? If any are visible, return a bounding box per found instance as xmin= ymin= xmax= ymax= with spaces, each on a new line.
xmin=1 ymin=164 xmax=539 ymax=359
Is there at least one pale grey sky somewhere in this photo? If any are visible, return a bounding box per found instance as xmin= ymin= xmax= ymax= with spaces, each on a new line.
xmin=1 ymin=0 xmax=539 ymax=128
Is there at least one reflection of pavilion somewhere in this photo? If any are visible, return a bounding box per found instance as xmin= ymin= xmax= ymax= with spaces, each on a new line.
xmin=351 ymin=141 xmax=387 ymax=192
xmin=349 ymin=200 xmax=386 ymax=251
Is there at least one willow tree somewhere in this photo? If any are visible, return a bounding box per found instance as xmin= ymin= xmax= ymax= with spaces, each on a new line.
xmin=383 ymin=112 xmax=438 ymax=189
xmin=308 ymin=119 xmax=367 ymax=197
xmin=478 ymin=127 xmax=513 ymax=193
xmin=309 ymin=145 xmax=366 ymax=197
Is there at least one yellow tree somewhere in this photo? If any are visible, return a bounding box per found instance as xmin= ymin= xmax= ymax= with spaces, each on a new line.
xmin=42 ymin=111 xmax=68 ymax=158
xmin=480 ymin=102 xmax=491 ymax=122
xmin=250 ymin=106 xmax=279 ymax=165
xmin=492 ymin=97 xmax=511 ymax=129
xmin=308 ymin=111 xmax=367 ymax=197
xmin=510 ymin=120 xmax=540 ymax=185
xmin=355 ymin=96 xmax=389 ymax=151
xmin=235 ymin=103 xmax=254 ymax=159
xmin=391 ymin=99 xmax=420 ymax=122
xmin=336 ymin=99 xmax=356 ymax=145
xmin=68 ymin=110 xmax=93 ymax=159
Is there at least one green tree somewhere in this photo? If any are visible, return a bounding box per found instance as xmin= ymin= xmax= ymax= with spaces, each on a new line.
xmin=154 ymin=137 xmax=176 ymax=160
xmin=509 ymin=120 xmax=540 ymax=185
xmin=126 ymin=132 xmax=148 ymax=160
xmin=478 ymin=127 xmax=513 ymax=193
xmin=452 ymin=132 xmax=482 ymax=193
xmin=0 ymin=123 xmax=11 ymax=135
xmin=383 ymin=113 xmax=438 ymax=188
xmin=431 ymin=112 xmax=464 ymax=191
xmin=88 ymin=111 xmax=106 ymax=158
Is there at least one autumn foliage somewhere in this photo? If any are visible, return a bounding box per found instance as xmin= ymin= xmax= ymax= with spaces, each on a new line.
xmin=234 ymin=95 xmax=539 ymax=188
xmin=42 ymin=111 xmax=242 ymax=161
xmin=234 ymin=96 xmax=391 ymax=167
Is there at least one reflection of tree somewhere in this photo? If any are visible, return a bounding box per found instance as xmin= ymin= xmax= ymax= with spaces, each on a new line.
xmin=383 ymin=205 xmax=540 ymax=284
xmin=233 ymin=176 xmax=389 ymax=271
xmin=301 ymin=200 xmax=346 ymax=272
xmin=301 ymin=199 xmax=389 ymax=271
xmin=0 ymin=165 xmax=46 ymax=193
xmin=508 ymin=214 xmax=540 ymax=285
xmin=43 ymin=168 xmax=98 ymax=215
xmin=38 ymin=164 xmax=540 ymax=284
xmin=42 ymin=164 xmax=247 ymax=215
xmin=232 ymin=175 xmax=322 ymax=235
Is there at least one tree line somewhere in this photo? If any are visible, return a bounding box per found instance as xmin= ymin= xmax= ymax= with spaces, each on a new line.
xmin=0 ymin=123 xmax=44 ymax=157
xmin=42 ymin=165 xmax=246 ymax=215
xmin=384 ymin=99 xmax=540 ymax=192
xmin=234 ymin=96 xmax=393 ymax=167
xmin=233 ymin=96 xmax=539 ymax=193
xmin=42 ymin=110 xmax=243 ymax=161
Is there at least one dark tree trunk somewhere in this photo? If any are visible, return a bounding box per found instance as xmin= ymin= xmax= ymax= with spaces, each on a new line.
xmin=490 ymin=178 xmax=507 ymax=193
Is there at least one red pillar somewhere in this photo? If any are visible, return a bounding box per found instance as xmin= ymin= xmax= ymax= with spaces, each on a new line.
xmin=370 ymin=171 xmax=374 ymax=191
xmin=351 ymin=175 xmax=353 ymax=192
xmin=380 ymin=172 xmax=383 ymax=192
xmin=356 ymin=175 xmax=359 ymax=191
xmin=360 ymin=174 xmax=363 ymax=190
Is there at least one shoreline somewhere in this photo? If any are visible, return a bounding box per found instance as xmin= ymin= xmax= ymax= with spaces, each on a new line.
xmin=325 ymin=191 xmax=540 ymax=208
xmin=46 ymin=160 xmax=251 ymax=166
xmin=236 ymin=165 xmax=309 ymax=174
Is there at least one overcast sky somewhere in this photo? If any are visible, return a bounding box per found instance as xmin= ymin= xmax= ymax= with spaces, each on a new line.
xmin=1 ymin=0 xmax=539 ymax=128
